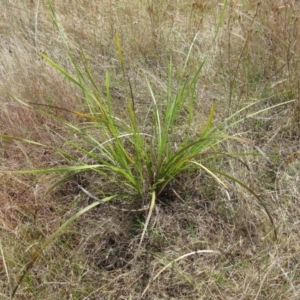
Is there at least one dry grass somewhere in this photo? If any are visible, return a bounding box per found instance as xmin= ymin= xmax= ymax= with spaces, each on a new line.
xmin=0 ymin=0 xmax=299 ymax=299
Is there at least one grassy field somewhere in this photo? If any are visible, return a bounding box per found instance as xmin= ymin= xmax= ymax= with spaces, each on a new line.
xmin=0 ymin=1 xmax=299 ymax=299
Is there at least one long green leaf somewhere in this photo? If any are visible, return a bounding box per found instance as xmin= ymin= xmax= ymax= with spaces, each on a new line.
xmin=0 ymin=134 xmax=46 ymax=147
xmin=3 ymin=165 xmax=104 ymax=174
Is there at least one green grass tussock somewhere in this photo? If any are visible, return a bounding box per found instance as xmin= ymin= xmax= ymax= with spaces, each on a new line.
xmin=0 ymin=1 xmax=299 ymax=299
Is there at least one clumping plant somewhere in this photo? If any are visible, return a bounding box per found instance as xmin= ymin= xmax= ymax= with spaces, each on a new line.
xmin=1 ymin=1 xmax=295 ymax=296
xmin=3 ymin=3 xmax=233 ymax=226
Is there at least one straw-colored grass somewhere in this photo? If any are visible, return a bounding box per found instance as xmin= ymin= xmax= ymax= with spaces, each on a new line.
xmin=1 ymin=1 xmax=299 ymax=299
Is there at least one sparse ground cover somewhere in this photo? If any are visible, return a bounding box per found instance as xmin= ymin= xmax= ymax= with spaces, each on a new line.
xmin=0 ymin=1 xmax=299 ymax=299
